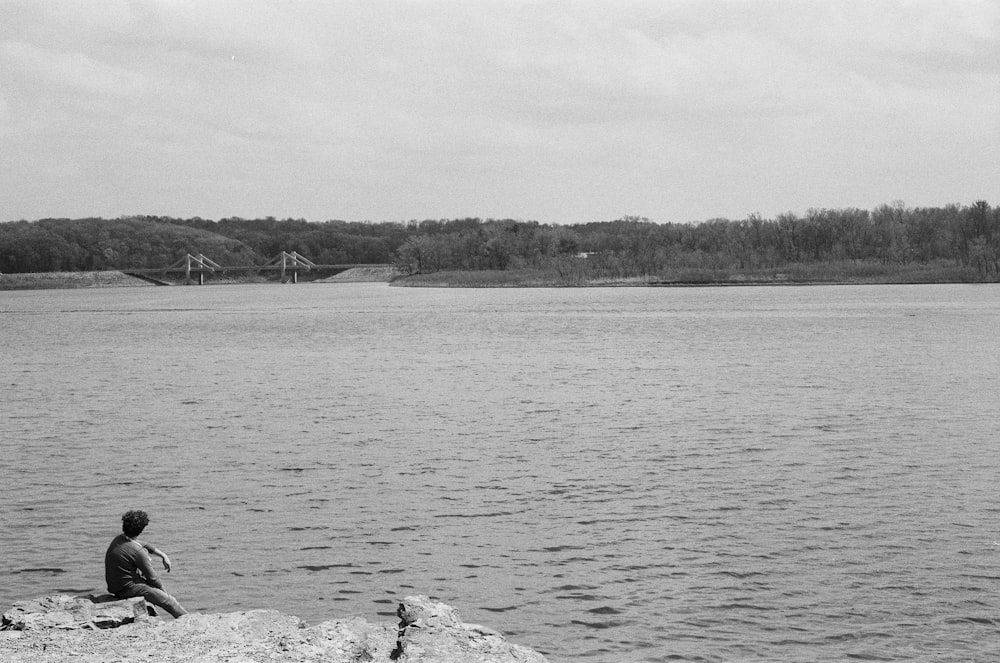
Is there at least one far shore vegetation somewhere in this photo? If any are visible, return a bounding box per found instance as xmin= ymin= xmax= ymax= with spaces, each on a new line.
xmin=391 ymin=260 xmax=982 ymax=288
xmin=1 ymin=201 xmax=998 ymax=288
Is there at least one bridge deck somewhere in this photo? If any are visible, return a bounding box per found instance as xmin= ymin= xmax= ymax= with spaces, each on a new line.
xmin=124 ymin=263 xmax=389 ymax=275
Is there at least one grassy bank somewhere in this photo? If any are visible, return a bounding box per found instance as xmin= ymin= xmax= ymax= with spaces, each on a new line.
xmin=3 ymin=262 xmax=990 ymax=291
xmin=0 ymin=266 xmax=399 ymax=290
xmin=0 ymin=271 xmax=155 ymax=290
xmin=391 ymin=260 xmax=992 ymax=287
xmin=0 ymin=271 xmax=277 ymax=290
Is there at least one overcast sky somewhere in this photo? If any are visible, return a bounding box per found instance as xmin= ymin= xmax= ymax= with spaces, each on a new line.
xmin=1 ymin=1 xmax=997 ymax=225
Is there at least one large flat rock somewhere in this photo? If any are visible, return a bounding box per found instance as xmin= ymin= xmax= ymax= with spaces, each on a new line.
xmin=2 ymin=595 xmax=148 ymax=631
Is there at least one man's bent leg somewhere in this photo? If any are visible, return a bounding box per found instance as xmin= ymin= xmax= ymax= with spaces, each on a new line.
xmin=116 ymin=583 xmax=188 ymax=618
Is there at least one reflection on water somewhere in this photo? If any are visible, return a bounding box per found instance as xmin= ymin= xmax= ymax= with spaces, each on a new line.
xmin=2 ymin=283 xmax=999 ymax=661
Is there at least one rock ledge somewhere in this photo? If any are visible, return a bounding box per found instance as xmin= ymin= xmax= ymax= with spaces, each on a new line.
xmin=0 ymin=594 xmax=548 ymax=662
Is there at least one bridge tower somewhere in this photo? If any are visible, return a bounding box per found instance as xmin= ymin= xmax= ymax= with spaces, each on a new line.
xmin=164 ymin=253 xmax=221 ymax=285
xmin=265 ymin=251 xmax=316 ymax=283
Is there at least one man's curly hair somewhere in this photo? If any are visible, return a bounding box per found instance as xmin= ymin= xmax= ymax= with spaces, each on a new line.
xmin=121 ymin=510 xmax=149 ymax=538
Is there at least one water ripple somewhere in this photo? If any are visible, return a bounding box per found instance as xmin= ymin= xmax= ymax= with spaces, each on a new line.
xmin=2 ymin=284 xmax=1000 ymax=662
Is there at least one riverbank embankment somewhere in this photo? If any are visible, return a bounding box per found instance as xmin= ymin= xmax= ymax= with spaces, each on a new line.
xmin=0 ymin=271 xmax=156 ymax=290
xmin=3 ymin=262 xmax=991 ymax=290
xmin=0 ymin=267 xmax=398 ymax=290
xmin=389 ymin=260 xmax=991 ymax=287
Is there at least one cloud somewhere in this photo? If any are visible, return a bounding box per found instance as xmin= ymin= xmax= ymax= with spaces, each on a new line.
xmin=1 ymin=40 xmax=149 ymax=99
xmin=0 ymin=1 xmax=997 ymax=223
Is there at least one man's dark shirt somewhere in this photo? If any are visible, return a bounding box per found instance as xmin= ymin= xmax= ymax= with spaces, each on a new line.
xmin=105 ymin=534 xmax=162 ymax=593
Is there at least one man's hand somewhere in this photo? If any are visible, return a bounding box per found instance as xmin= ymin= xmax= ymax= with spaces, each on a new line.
xmin=145 ymin=544 xmax=173 ymax=572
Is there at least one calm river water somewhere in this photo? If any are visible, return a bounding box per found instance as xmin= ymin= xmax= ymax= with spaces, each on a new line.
xmin=2 ymin=283 xmax=999 ymax=661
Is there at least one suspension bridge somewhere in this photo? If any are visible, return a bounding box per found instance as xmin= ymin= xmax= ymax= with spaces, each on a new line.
xmin=123 ymin=252 xmax=390 ymax=285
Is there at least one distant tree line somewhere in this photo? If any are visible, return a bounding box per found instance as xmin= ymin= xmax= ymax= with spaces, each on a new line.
xmin=394 ymin=201 xmax=1000 ymax=281
xmin=0 ymin=216 xmax=408 ymax=273
xmin=1 ymin=202 xmax=998 ymax=280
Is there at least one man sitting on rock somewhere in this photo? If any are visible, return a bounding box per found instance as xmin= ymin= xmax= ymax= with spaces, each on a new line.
xmin=105 ymin=510 xmax=188 ymax=618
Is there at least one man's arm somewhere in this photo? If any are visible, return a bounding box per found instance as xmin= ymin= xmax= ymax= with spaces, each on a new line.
xmin=143 ymin=543 xmax=173 ymax=572
xmin=133 ymin=545 xmax=164 ymax=589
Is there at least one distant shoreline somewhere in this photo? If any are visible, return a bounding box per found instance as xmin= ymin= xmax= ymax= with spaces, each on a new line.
xmin=0 ymin=267 xmax=397 ymax=290
xmin=2 ymin=263 xmax=993 ymax=291
xmin=388 ymin=263 xmax=993 ymax=288
xmin=0 ymin=271 xmax=156 ymax=290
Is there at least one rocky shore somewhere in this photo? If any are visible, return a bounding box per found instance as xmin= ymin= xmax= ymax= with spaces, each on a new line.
xmin=0 ymin=594 xmax=548 ymax=662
